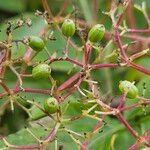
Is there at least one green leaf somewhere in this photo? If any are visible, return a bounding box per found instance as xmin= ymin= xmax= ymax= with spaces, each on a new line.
xmin=11 ymin=43 xmax=26 ymax=59
xmin=29 ymin=105 xmax=46 ymax=121
xmin=0 ymin=126 xmax=48 ymax=147
xmin=137 ymin=77 xmax=150 ymax=98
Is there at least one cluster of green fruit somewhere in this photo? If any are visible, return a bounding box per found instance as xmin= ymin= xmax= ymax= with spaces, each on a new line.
xmin=28 ymin=19 xmax=138 ymax=114
xmin=30 ymin=19 xmax=106 ymax=79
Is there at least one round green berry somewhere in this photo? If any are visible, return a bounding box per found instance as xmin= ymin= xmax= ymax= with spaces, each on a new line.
xmin=32 ymin=64 xmax=51 ymax=80
xmin=29 ymin=36 xmax=45 ymax=51
xmin=119 ymin=80 xmax=138 ymax=99
xmin=88 ymin=24 xmax=105 ymax=43
xmin=44 ymin=97 xmax=58 ymax=114
xmin=61 ymin=19 xmax=75 ymax=37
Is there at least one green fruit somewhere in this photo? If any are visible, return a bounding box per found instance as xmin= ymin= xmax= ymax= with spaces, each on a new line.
xmin=29 ymin=36 xmax=45 ymax=51
xmin=119 ymin=80 xmax=138 ymax=99
xmin=61 ymin=19 xmax=75 ymax=37
xmin=88 ymin=24 xmax=105 ymax=43
xmin=32 ymin=64 xmax=51 ymax=79
xmin=44 ymin=97 xmax=58 ymax=114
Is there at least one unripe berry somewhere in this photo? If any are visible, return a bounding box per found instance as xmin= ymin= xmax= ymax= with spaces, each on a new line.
xmin=44 ymin=97 xmax=58 ymax=114
xmin=32 ymin=64 xmax=51 ymax=80
xmin=119 ymin=80 xmax=138 ymax=99
xmin=88 ymin=24 xmax=105 ymax=43
xmin=61 ymin=19 xmax=75 ymax=37
xmin=29 ymin=36 xmax=45 ymax=51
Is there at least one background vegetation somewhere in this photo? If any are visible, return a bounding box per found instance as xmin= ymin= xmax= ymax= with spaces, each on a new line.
xmin=0 ymin=0 xmax=150 ymax=149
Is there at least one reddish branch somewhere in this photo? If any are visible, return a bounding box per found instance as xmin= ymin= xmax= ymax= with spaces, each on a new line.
xmin=83 ymin=43 xmax=92 ymax=67
xmin=56 ymin=72 xmax=82 ymax=92
xmin=48 ymin=57 xmax=83 ymax=68
xmin=127 ymin=28 xmax=150 ymax=33
xmin=8 ymin=144 xmax=39 ymax=150
xmin=0 ymin=87 xmax=51 ymax=98
xmin=114 ymin=28 xmax=128 ymax=61
xmin=91 ymin=63 xmax=119 ymax=69
xmin=116 ymin=113 xmax=138 ymax=138
xmin=0 ymin=0 xmax=150 ymax=149
xmin=129 ymin=62 xmax=150 ymax=76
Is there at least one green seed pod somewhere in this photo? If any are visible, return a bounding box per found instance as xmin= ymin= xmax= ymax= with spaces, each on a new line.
xmin=15 ymin=96 xmax=31 ymax=108
xmin=61 ymin=19 xmax=75 ymax=37
xmin=32 ymin=64 xmax=51 ymax=80
xmin=29 ymin=36 xmax=45 ymax=51
xmin=119 ymin=80 xmax=138 ymax=99
xmin=44 ymin=97 xmax=58 ymax=114
xmin=88 ymin=24 xmax=105 ymax=43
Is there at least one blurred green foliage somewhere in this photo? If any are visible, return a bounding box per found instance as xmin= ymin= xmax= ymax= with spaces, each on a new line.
xmin=0 ymin=0 xmax=150 ymax=149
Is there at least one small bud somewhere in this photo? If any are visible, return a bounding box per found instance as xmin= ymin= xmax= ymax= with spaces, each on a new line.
xmin=26 ymin=18 xmax=32 ymax=27
xmin=23 ymin=37 xmax=29 ymax=44
xmin=35 ymin=10 xmax=43 ymax=16
xmin=88 ymin=24 xmax=105 ymax=43
xmin=119 ymin=80 xmax=139 ymax=99
xmin=32 ymin=64 xmax=51 ymax=80
xmin=15 ymin=19 xmax=24 ymax=28
xmin=43 ymin=11 xmax=49 ymax=19
xmin=61 ymin=19 xmax=75 ymax=37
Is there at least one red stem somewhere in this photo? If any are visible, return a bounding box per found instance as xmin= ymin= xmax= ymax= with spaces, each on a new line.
xmin=65 ymin=57 xmax=83 ymax=67
xmin=128 ymin=142 xmax=139 ymax=150
xmin=83 ymin=43 xmax=92 ymax=68
xmin=93 ymin=115 xmax=106 ymax=132
xmin=126 ymin=2 xmax=136 ymax=28
xmin=23 ymin=47 xmax=32 ymax=62
xmin=80 ymin=115 xmax=106 ymax=150
xmin=62 ymin=76 xmax=84 ymax=101
xmin=91 ymin=63 xmax=119 ymax=69
xmin=44 ymin=123 xmax=60 ymax=142
xmin=114 ymin=29 xmax=128 ymax=61
xmin=129 ymin=62 xmax=150 ymax=76
xmin=80 ymin=140 xmax=89 ymax=150
xmin=120 ymin=103 xmax=139 ymax=112
xmin=57 ymin=72 xmax=82 ymax=92
xmin=0 ymin=81 xmax=12 ymax=94
xmin=44 ymin=127 xmax=56 ymax=142
xmin=49 ymin=57 xmax=83 ymax=68
xmin=10 ymin=144 xmax=39 ymax=149
xmin=0 ymin=88 xmax=51 ymax=98
xmin=117 ymin=93 xmax=126 ymax=110
xmin=116 ymin=113 xmax=138 ymax=138
xmin=127 ymin=28 xmax=150 ymax=33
